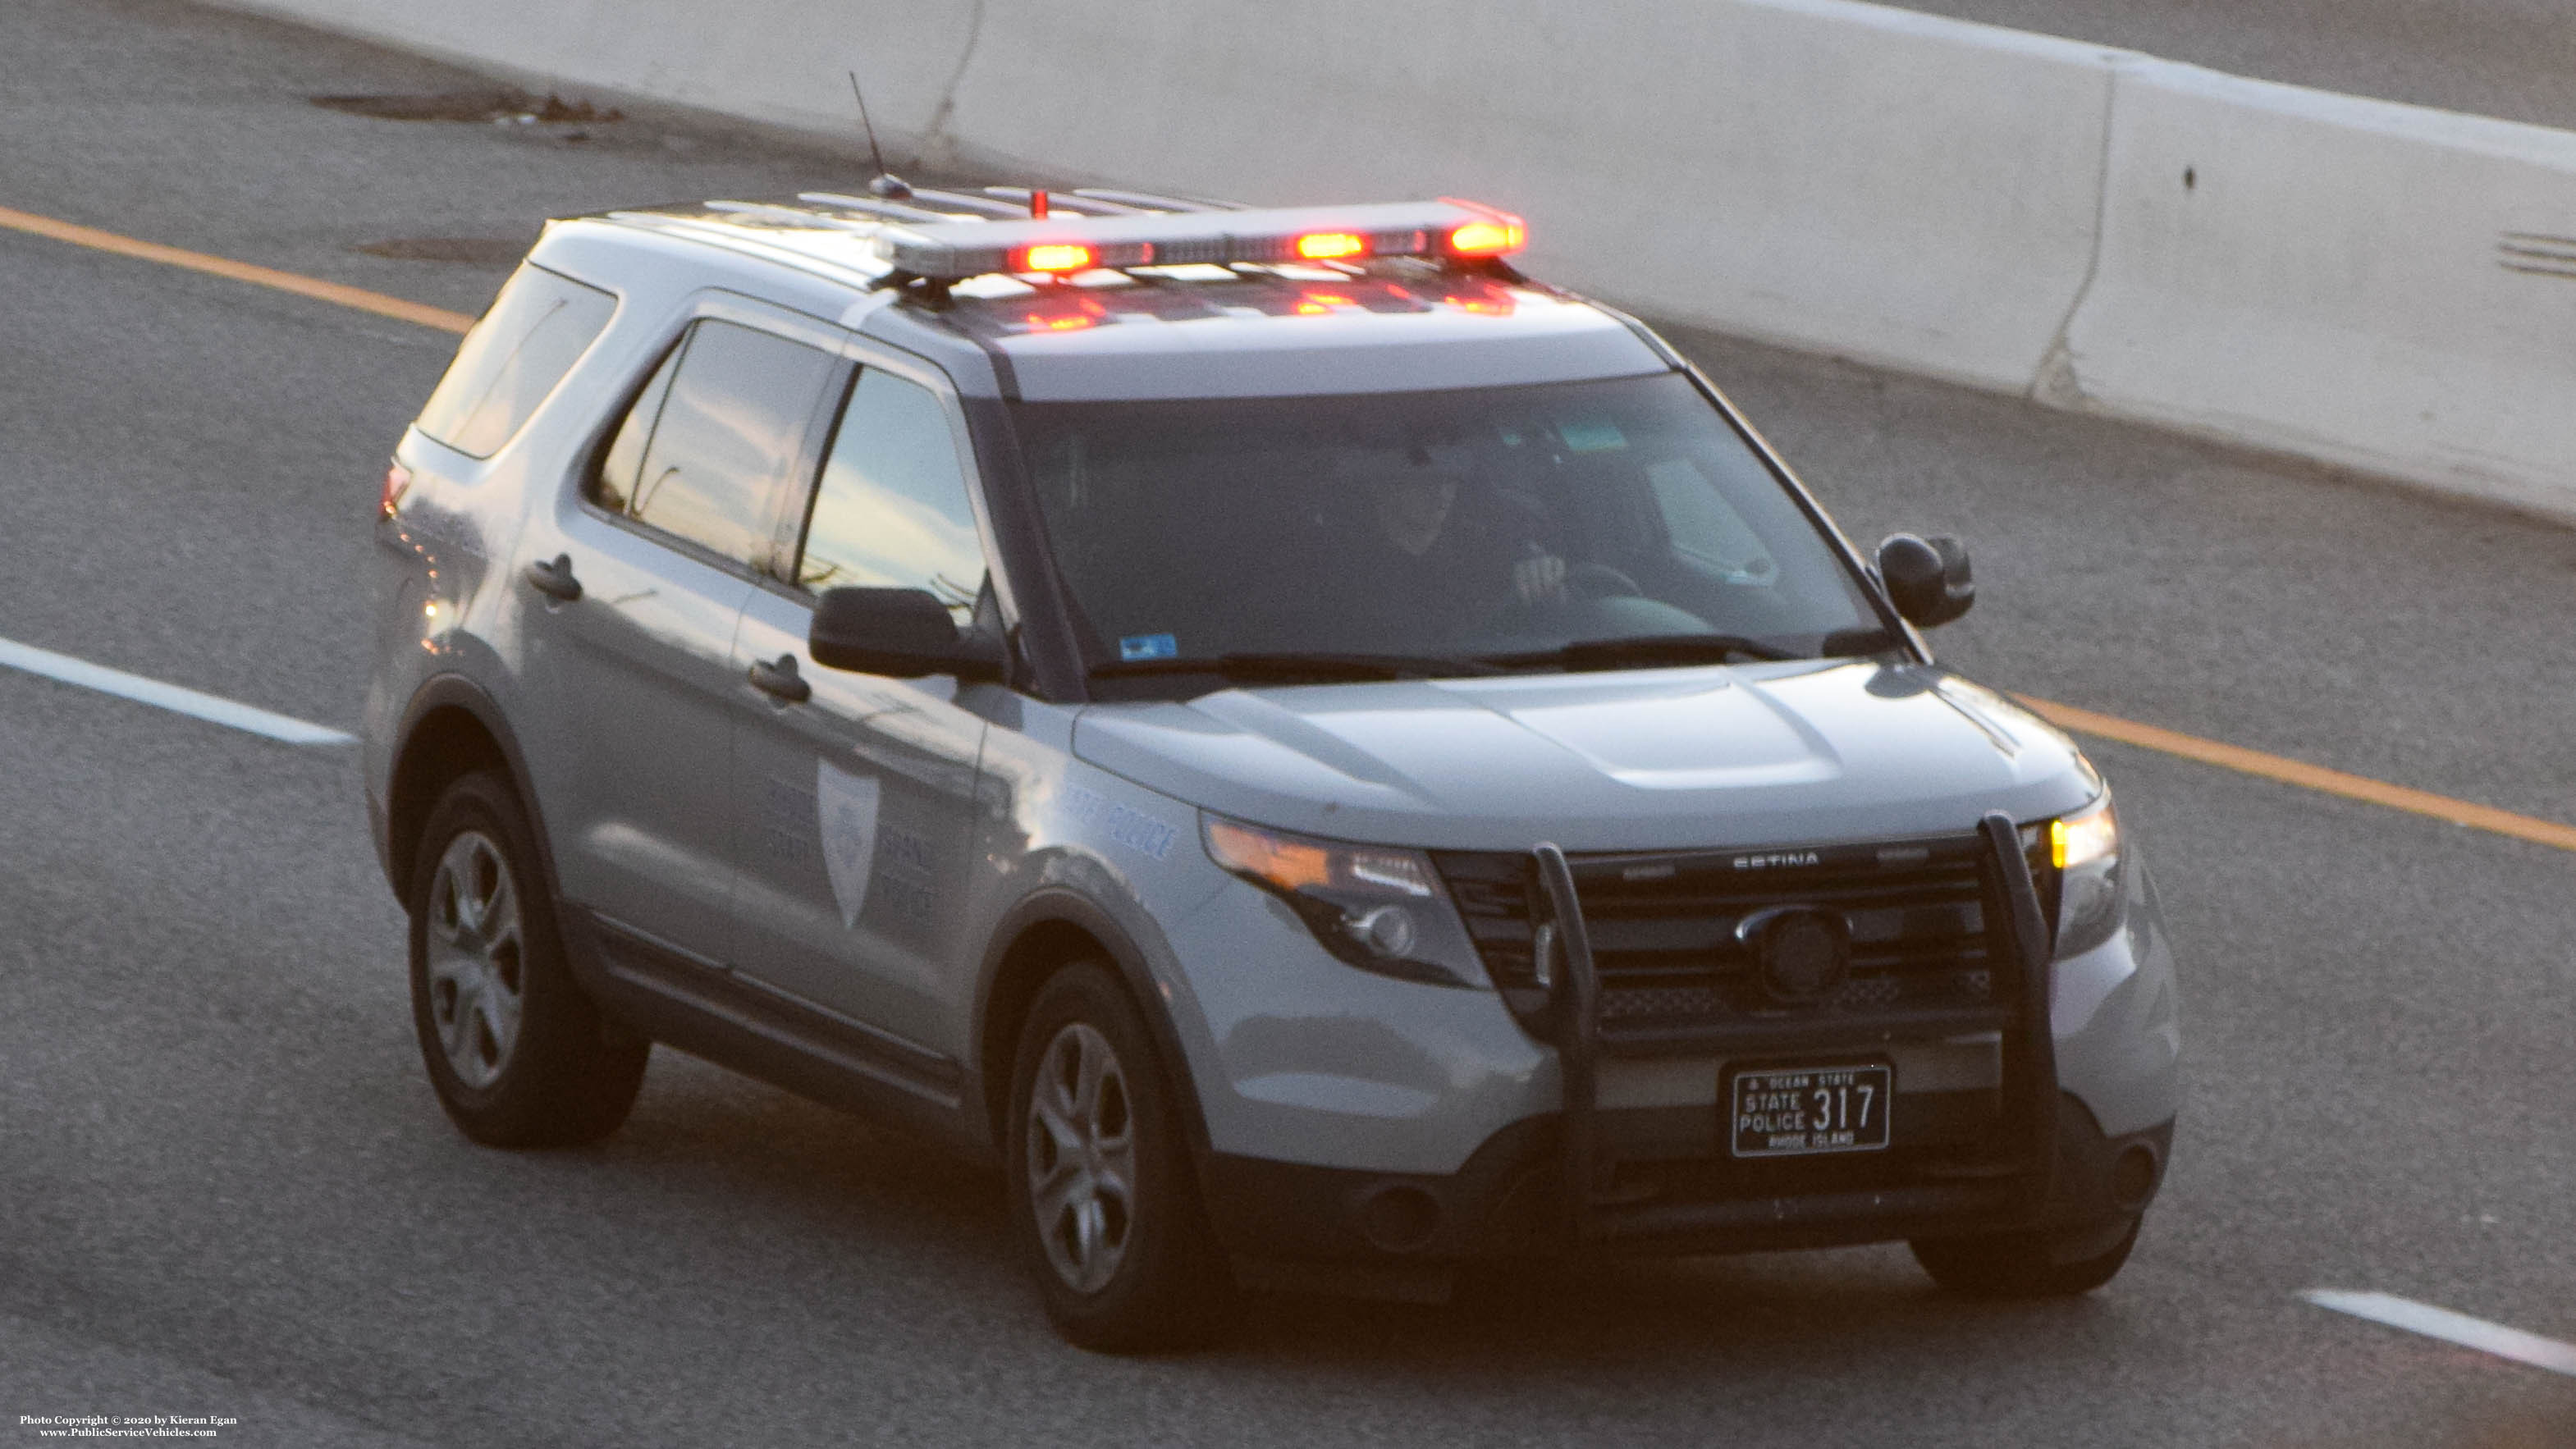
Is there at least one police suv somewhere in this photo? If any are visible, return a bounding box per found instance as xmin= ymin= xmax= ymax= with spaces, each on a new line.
xmin=364 ymin=183 xmax=2182 ymax=1350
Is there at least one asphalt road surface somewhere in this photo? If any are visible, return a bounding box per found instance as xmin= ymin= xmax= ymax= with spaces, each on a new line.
xmin=1887 ymin=0 xmax=2576 ymax=135
xmin=2 ymin=2 xmax=2572 ymax=1446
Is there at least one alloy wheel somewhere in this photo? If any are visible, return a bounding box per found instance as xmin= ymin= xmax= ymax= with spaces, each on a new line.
xmin=1025 ymin=1022 xmax=1137 ymax=1294
xmin=423 ymin=830 xmax=524 ymax=1090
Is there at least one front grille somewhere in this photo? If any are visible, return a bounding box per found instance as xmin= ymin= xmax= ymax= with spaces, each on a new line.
xmin=1436 ymin=833 xmax=2043 ymax=1049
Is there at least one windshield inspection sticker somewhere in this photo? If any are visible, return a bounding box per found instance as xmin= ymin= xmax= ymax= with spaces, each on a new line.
xmin=816 ymin=760 xmax=882 ymax=928
xmin=1558 ymin=418 xmax=1627 ymax=453
xmin=1119 ymin=633 xmax=1178 ymax=661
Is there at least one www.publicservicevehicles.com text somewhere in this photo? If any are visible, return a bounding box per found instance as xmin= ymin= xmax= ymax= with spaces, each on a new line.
xmin=17 ymin=1416 xmax=236 ymax=1438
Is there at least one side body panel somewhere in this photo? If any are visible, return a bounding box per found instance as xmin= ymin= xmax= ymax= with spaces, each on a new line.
xmin=962 ymin=699 xmax=1223 ymax=1113
xmin=728 ymin=587 xmax=990 ymax=1054
xmin=515 ymin=503 xmax=753 ymax=961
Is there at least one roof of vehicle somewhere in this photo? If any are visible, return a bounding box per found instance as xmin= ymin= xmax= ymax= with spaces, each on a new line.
xmin=566 ymin=190 xmax=1673 ymax=401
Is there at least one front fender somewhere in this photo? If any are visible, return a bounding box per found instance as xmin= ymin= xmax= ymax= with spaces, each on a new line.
xmin=971 ymin=880 xmax=1217 ymax=1166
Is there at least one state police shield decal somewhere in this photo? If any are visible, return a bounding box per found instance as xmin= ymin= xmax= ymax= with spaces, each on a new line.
xmin=815 ymin=760 xmax=881 ymax=930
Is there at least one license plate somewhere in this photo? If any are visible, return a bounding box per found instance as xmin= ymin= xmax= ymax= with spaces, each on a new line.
xmin=1727 ymin=1062 xmax=1892 ymax=1158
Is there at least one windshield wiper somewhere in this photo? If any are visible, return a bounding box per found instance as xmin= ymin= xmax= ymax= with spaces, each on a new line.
xmin=1817 ymin=625 xmax=1906 ymax=657
xmin=1088 ymin=651 xmax=1504 ymax=683
xmin=1477 ymin=633 xmax=1801 ymax=672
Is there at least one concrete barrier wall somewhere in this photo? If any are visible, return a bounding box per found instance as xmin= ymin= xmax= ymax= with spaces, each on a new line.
xmin=942 ymin=0 xmax=2117 ymax=393
xmin=210 ymin=0 xmax=2576 ymax=519
xmin=2055 ymin=61 xmax=2576 ymax=519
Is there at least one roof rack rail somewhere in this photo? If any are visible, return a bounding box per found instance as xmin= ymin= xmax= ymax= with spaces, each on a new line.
xmin=797 ymin=190 xmax=967 ymax=225
xmin=701 ymin=200 xmax=884 ymax=233
xmin=904 ymin=187 xmax=1044 ymax=220
xmin=980 ymin=186 xmax=1145 ymax=217
xmin=1068 ymin=188 xmax=1248 ymax=213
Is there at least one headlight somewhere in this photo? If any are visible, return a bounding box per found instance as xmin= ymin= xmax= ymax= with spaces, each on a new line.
xmin=1204 ymin=816 xmax=1489 ymax=989
xmin=2047 ymin=793 xmax=2123 ymax=956
xmin=2052 ymin=794 xmax=2118 ymax=871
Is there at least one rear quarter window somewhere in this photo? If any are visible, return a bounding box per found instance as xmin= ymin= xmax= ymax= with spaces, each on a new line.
xmin=414 ymin=264 xmax=616 ymax=459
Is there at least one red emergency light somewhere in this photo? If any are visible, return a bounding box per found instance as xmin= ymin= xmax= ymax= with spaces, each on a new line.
xmin=1295 ymin=231 xmax=1369 ymax=261
xmin=1015 ymin=242 xmax=1097 ymax=273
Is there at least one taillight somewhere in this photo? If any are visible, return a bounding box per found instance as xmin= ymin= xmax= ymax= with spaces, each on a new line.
xmin=379 ymin=460 xmax=413 ymax=519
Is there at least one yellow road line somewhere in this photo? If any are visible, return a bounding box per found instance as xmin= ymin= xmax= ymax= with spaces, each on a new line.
xmin=0 ymin=204 xmax=476 ymax=335
xmin=7 ymin=203 xmax=2572 ymax=855
xmin=2018 ymin=695 xmax=2576 ymax=853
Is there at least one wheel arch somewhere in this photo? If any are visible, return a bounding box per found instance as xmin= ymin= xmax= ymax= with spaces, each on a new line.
xmin=386 ymin=676 xmax=559 ymax=912
xmin=973 ymin=889 xmax=1215 ymax=1167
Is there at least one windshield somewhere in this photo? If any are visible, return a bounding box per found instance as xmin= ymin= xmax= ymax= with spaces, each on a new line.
xmin=1013 ymin=373 xmax=1885 ymax=686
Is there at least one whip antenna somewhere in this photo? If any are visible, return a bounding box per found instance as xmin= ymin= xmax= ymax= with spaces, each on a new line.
xmin=847 ymin=70 xmax=910 ymax=199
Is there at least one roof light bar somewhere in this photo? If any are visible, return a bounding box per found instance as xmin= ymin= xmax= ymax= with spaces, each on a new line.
xmin=875 ymin=199 xmax=1525 ymax=281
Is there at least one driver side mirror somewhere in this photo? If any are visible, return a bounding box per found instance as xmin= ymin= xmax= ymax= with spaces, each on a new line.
xmin=809 ymin=587 xmax=1004 ymax=682
xmin=1877 ymin=533 xmax=1974 ymax=629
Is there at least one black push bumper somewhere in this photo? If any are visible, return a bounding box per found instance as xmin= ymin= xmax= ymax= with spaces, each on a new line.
xmin=1204 ymin=813 xmax=2171 ymax=1269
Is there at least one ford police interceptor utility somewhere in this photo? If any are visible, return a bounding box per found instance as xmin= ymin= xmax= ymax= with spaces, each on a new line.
xmin=364 ymin=181 xmax=2182 ymax=1350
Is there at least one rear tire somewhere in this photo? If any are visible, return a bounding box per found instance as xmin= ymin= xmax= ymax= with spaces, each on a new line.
xmin=1910 ymin=1215 xmax=2140 ymax=1298
xmin=1005 ymin=962 xmax=1235 ymax=1352
xmin=407 ymin=770 xmax=647 ymax=1148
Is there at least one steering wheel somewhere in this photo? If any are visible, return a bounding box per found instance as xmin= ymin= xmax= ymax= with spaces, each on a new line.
xmin=1456 ymin=588 xmax=1713 ymax=656
xmin=1566 ymin=562 xmax=1644 ymax=601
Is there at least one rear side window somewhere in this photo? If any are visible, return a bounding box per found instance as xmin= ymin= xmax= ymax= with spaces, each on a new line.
xmin=414 ymin=265 xmax=615 ymax=458
xmin=589 ymin=319 xmax=838 ymax=569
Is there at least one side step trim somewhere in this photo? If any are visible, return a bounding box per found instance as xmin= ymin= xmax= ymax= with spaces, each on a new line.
xmin=584 ymin=910 xmax=964 ymax=1108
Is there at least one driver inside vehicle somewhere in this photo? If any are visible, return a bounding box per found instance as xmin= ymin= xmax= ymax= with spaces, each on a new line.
xmin=1340 ymin=450 xmax=1568 ymax=643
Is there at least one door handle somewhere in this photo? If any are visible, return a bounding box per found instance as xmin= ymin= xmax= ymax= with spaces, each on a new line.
xmin=748 ymin=653 xmax=812 ymax=705
xmin=524 ymin=553 xmax=583 ymax=602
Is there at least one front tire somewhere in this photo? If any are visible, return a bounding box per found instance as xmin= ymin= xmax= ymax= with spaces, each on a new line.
xmin=407 ymin=770 xmax=647 ymax=1148
xmin=1910 ymin=1215 xmax=2141 ymax=1298
xmin=1005 ymin=962 xmax=1234 ymax=1351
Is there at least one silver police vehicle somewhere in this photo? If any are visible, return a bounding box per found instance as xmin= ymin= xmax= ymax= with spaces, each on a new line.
xmin=363 ymin=185 xmax=2181 ymax=1350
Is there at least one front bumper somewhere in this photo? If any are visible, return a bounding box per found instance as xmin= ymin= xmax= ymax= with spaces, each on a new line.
xmin=1200 ymin=811 xmax=2174 ymax=1265
xmin=1205 ymin=1095 xmax=2173 ymax=1263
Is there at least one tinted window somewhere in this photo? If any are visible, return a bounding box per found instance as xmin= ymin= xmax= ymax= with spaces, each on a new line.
xmin=797 ymin=369 xmax=986 ymax=624
xmin=593 ymin=320 xmax=837 ymax=569
xmin=592 ymin=333 xmax=685 ymax=517
xmin=1013 ymin=373 xmax=1878 ymax=667
xmin=414 ymin=264 xmax=615 ymax=458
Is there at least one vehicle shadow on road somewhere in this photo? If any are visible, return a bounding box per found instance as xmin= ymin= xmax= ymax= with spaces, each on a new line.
xmin=1242 ymin=1246 xmax=2106 ymax=1359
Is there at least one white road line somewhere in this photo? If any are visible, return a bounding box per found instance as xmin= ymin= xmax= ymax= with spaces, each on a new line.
xmin=2304 ymin=1290 xmax=2576 ymax=1378
xmin=0 ymin=635 xmax=355 ymax=746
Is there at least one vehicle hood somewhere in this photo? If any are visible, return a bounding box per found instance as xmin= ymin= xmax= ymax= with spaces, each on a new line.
xmin=1072 ymin=661 xmax=2099 ymax=852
